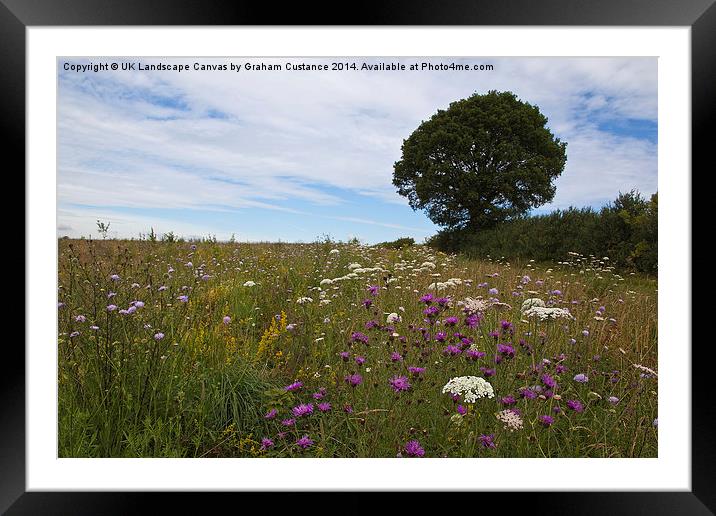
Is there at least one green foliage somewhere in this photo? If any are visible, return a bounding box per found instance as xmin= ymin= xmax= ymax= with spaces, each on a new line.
xmin=393 ymin=90 xmax=567 ymax=230
xmin=427 ymin=191 xmax=657 ymax=274
xmin=377 ymin=236 xmax=416 ymax=249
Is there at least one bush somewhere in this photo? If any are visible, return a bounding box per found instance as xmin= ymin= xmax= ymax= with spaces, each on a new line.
xmin=426 ymin=191 xmax=657 ymax=274
xmin=377 ymin=237 xmax=416 ymax=249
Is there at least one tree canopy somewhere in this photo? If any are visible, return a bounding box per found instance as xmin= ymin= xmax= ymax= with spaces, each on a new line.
xmin=393 ymin=90 xmax=567 ymax=230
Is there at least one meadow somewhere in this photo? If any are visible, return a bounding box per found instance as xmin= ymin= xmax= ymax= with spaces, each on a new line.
xmin=58 ymin=238 xmax=658 ymax=458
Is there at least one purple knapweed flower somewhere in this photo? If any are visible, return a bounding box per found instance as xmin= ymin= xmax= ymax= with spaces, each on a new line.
xmin=281 ymin=418 xmax=296 ymax=427
xmin=284 ymin=381 xmax=303 ymax=392
xmin=296 ymin=435 xmax=314 ymax=449
xmin=520 ymin=387 xmax=537 ymax=399
xmin=350 ymin=332 xmax=369 ymax=344
xmin=542 ymin=374 xmax=557 ymax=389
xmin=390 ymin=352 xmax=403 ymax=362
xmin=539 ymin=415 xmax=555 ymax=427
xmin=404 ymin=440 xmax=425 ymax=457
xmin=501 ymin=396 xmax=517 ymax=406
xmin=479 ymin=434 xmax=496 ymax=449
xmin=443 ymin=345 xmax=461 ymax=356
xmin=497 ymin=344 xmax=515 ymax=358
xmin=317 ymin=402 xmax=331 ymax=412
xmin=260 ymin=438 xmax=274 ymax=450
xmin=355 ymin=356 xmax=366 ymax=365
xmin=423 ymin=305 xmax=440 ymax=317
xmin=444 ymin=316 xmax=459 ymax=326
xmin=466 ymin=349 xmax=486 ymax=360
xmin=292 ymin=403 xmax=314 ymax=418
xmin=407 ymin=366 xmax=425 ymax=376
xmin=264 ymin=408 xmax=278 ymax=420
xmin=420 ymin=293 xmax=434 ymax=304
xmin=388 ymin=375 xmax=411 ymax=392
xmin=344 ymin=374 xmax=363 ymax=387
xmin=457 ymin=405 xmax=467 ymax=415
xmin=566 ymin=399 xmax=584 ymax=413
xmin=464 ymin=314 xmax=481 ymax=328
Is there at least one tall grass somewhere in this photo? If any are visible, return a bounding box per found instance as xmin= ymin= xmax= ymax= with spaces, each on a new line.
xmin=58 ymin=238 xmax=657 ymax=457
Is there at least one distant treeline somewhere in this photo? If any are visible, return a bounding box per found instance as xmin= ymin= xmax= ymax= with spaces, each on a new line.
xmin=426 ymin=190 xmax=657 ymax=274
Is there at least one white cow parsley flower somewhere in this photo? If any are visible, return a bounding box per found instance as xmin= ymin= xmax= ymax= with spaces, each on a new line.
xmin=442 ymin=376 xmax=494 ymax=403
xmin=521 ymin=298 xmax=546 ymax=313
xmin=522 ymin=306 xmax=573 ymax=320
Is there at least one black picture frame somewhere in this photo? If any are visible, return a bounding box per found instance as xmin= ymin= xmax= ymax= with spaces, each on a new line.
xmin=5 ymin=0 xmax=706 ymax=513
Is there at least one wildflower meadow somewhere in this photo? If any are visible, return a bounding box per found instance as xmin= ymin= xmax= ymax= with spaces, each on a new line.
xmin=58 ymin=238 xmax=657 ymax=458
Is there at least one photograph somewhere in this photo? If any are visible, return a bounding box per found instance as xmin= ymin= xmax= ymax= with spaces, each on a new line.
xmin=56 ymin=56 xmax=659 ymax=459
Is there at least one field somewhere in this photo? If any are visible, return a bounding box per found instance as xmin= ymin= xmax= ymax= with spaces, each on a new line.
xmin=58 ymin=238 xmax=658 ymax=458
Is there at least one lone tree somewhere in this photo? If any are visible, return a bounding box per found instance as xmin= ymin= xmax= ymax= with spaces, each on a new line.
xmin=393 ymin=90 xmax=567 ymax=230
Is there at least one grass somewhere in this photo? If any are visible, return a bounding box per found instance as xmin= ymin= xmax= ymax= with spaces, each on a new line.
xmin=58 ymin=238 xmax=657 ymax=458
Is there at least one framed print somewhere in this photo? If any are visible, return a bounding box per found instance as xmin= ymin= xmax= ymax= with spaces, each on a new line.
xmin=6 ymin=0 xmax=708 ymax=512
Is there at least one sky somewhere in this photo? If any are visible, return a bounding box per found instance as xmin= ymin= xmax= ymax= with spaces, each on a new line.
xmin=57 ymin=57 xmax=657 ymax=243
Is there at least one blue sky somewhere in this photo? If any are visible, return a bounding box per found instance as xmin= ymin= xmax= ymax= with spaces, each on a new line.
xmin=57 ymin=57 xmax=657 ymax=243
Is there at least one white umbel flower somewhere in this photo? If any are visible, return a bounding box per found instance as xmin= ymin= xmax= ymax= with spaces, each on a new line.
xmin=442 ymin=376 xmax=494 ymax=403
xmin=296 ymin=297 xmax=313 ymax=304
xmin=522 ymin=306 xmax=573 ymax=320
xmin=460 ymin=297 xmax=490 ymax=314
xmin=243 ymin=281 xmax=256 ymax=287
xmin=496 ymin=409 xmax=524 ymax=432
xmin=521 ymin=298 xmax=546 ymax=313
